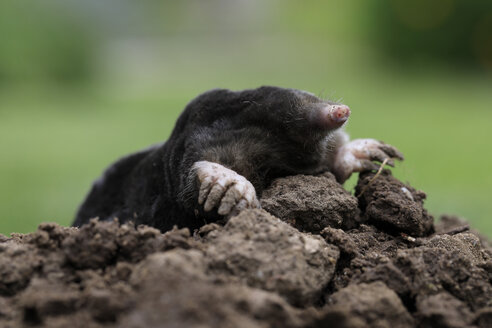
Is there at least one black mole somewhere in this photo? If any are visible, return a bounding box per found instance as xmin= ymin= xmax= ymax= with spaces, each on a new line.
xmin=73 ymin=86 xmax=403 ymax=232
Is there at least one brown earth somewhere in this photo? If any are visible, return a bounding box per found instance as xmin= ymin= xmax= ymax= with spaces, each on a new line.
xmin=1 ymin=171 xmax=491 ymax=327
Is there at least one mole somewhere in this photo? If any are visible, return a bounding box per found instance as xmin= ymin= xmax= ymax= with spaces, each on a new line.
xmin=73 ymin=86 xmax=403 ymax=232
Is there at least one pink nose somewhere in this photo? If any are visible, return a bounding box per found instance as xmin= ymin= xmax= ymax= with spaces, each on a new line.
xmin=330 ymin=104 xmax=350 ymax=122
xmin=322 ymin=104 xmax=351 ymax=129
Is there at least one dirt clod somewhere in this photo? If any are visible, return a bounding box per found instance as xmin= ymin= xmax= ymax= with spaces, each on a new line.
xmin=356 ymin=170 xmax=434 ymax=237
xmin=204 ymin=209 xmax=340 ymax=306
xmin=261 ymin=173 xmax=360 ymax=232
xmin=415 ymin=292 xmax=474 ymax=328
xmin=321 ymin=281 xmax=414 ymax=328
xmin=0 ymin=170 xmax=491 ymax=327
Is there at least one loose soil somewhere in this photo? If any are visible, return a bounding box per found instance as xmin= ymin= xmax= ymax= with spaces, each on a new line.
xmin=1 ymin=171 xmax=491 ymax=327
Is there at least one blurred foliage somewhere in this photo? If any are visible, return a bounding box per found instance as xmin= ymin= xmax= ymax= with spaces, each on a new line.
xmin=370 ymin=0 xmax=492 ymax=69
xmin=0 ymin=1 xmax=94 ymax=85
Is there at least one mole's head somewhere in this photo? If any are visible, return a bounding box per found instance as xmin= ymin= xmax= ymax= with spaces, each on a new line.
xmin=255 ymin=86 xmax=349 ymax=128
xmin=185 ymin=86 xmax=350 ymax=137
xmin=226 ymin=86 xmax=351 ymax=174
xmin=235 ymin=86 xmax=350 ymax=142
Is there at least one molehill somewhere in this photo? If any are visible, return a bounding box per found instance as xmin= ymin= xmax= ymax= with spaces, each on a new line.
xmin=1 ymin=171 xmax=491 ymax=327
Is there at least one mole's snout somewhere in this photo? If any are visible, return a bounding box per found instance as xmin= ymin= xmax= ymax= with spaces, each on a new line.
xmin=320 ymin=104 xmax=351 ymax=129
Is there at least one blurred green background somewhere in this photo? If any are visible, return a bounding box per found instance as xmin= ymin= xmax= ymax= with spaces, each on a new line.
xmin=1 ymin=0 xmax=491 ymax=236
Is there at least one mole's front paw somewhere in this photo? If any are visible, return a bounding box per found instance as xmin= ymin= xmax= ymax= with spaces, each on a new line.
xmin=333 ymin=139 xmax=404 ymax=183
xmin=192 ymin=161 xmax=260 ymax=217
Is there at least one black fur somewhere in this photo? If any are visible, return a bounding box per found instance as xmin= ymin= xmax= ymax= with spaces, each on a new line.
xmin=73 ymin=86 xmax=347 ymax=232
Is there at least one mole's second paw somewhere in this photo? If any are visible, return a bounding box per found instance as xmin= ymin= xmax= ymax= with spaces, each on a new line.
xmin=192 ymin=161 xmax=260 ymax=217
xmin=333 ymin=139 xmax=404 ymax=183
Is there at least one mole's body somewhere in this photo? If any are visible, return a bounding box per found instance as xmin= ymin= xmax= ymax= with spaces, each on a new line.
xmin=73 ymin=86 xmax=403 ymax=232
